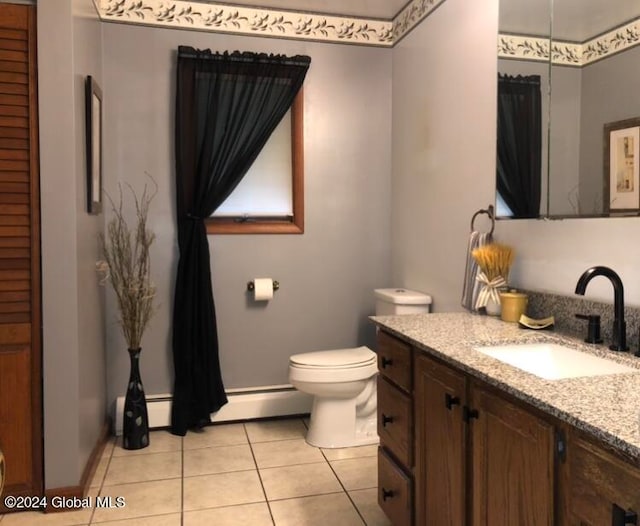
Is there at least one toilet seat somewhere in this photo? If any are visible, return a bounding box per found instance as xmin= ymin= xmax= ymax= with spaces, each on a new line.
xmin=290 ymin=346 xmax=376 ymax=369
xmin=289 ymin=347 xmax=377 ymax=383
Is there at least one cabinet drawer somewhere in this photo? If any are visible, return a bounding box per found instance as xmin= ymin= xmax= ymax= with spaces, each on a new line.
xmin=377 ymin=330 xmax=412 ymax=393
xmin=569 ymin=433 xmax=640 ymax=525
xmin=378 ymin=447 xmax=412 ymax=526
xmin=378 ymin=376 xmax=413 ymax=467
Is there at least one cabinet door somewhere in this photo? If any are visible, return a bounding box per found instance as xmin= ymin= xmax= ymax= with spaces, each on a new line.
xmin=470 ymin=384 xmax=554 ymax=526
xmin=414 ymin=354 xmax=466 ymax=526
xmin=0 ymin=3 xmax=42 ymax=509
xmin=567 ymin=432 xmax=640 ymax=526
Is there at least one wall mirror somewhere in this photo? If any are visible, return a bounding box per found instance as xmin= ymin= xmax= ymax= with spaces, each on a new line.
xmin=497 ymin=0 xmax=640 ymax=219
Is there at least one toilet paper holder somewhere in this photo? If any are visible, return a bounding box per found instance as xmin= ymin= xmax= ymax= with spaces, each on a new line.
xmin=247 ymin=280 xmax=280 ymax=292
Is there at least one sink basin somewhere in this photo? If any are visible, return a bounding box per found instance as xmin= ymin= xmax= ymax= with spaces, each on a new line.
xmin=474 ymin=342 xmax=637 ymax=380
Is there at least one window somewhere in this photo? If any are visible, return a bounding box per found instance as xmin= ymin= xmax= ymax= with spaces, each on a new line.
xmin=205 ymin=89 xmax=304 ymax=235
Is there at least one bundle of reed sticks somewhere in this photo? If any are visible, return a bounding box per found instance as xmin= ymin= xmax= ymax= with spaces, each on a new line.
xmin=471 ymin=243 xmax=514 ymax=282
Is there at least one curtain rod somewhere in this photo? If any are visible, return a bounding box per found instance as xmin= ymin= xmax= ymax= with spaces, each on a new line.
xmin=498 ymin=73 xmax=541 ymax=85
xmin=178 ymin=47 xmax=311 ymax=67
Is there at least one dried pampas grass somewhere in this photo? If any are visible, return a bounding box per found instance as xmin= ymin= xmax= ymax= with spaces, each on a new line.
xmin=98 ymin=178 xmax=157 ymax=350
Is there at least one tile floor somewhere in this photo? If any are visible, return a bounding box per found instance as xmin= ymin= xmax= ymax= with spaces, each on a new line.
xmin=0 ymin=418 xmax=391 ymax=525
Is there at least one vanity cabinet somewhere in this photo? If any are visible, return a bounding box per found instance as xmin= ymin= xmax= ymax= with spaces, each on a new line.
xmin=375 ymin=320 xmax=640 ymax=526
xmin=565 ymin=431 xmax=640 ymax=526
xmin=378 ymin=330 xmax=556 ymax=526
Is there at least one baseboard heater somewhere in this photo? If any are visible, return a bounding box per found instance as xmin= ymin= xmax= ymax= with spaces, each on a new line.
xmin=114 ymin=384 xmax=312 ymax=436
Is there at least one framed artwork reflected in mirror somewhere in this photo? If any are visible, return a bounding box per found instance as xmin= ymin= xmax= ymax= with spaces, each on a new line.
xmin=604 ymin=117 xmax=640 ymax=215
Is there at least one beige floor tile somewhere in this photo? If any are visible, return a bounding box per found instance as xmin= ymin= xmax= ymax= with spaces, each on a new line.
xmin=0 ymin=508 xmax=90 ymax=526
xmin=112 ymin=431 xmax=181 ymax=457
xmin=89 ymin=439 xmax=117 ymax=489
xmin=92 ymin=479 xmax=181 ymax=523
xmin=183 ymin=444 xmax=255 ymax=477
xmin=270 ymin=493 xmax=364 ymax=526
xmin=260 ymin=462 xmax=342 ymax=501
xmin=183 ymin=470 xmax=265 ymax=511
xmin=90 ymin=513 xmax=181 ymax=525
xmin=184 ymin=503 xmax=273 ymax=526
xmin=330 ymin=456 xmax=377 ymax=491
xmin=183 ymin=424 xmax=247 ymax=449
xmin=90 ymin=455 xmax=110 ymax=489
xmin=251 ymin=439 xmax=325 ymax=469
xmin=321 ymin=445 xmax=378 ymax=461
xmin=103 ymin=451 xmax=181 ymax=486
xmin=245 ymin=419 xmax=307 ymax=443
xmin=101 ymin=439 xmax=116 ymax=461
xmin=349 ymin=488 xmax=392 ymax=526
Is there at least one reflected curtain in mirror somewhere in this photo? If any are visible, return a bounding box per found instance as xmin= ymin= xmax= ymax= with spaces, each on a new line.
xmin=496 ymin=74 xmax=542 ymax=218
xmin=172 ymin=47 xmax=311 ymax=435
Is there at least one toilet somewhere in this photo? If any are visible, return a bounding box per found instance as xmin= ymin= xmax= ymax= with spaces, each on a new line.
xmin=289 ymin=288 xmax=432 ymax=448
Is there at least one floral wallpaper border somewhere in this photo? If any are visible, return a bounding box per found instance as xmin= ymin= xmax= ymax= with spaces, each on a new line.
xmin=95 ymin=0 xmax=448 ymax=47
xmin=95 ymin=0 xmax=640 ymax=59
xmin=97 ymin=0 xmax=394 ymax=46
xmin=392 ymin=0 xmax=446 ymax=42
xmin=498 ymin=34 xmax=550 ymax=63
xmin=499 ymin=19 xmax=640 ymax=67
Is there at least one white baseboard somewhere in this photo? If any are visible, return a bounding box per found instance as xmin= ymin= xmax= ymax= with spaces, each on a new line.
xmin=114 ymin=385 xmax=312 ymax=435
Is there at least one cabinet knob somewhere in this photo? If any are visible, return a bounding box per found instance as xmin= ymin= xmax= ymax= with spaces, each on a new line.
xmin=445 ymin=393 xmax=460 ymax=410
xmin=381 ymin=356 xmax=393 ymax=368
xmin=381 ymin=488 xmax=394 ymax=501
xmin=462 ymin=406 xmax=479 ymax=422
xmin=612 ymin=504 xmax=638 ymax=526
xmin=382 ymin=414 xmax=394 ymax=427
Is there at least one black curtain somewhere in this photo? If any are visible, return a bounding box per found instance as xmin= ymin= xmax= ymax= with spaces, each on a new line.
xmin=171 ymin=47 xmax=311 ymax=435
xmin=496 ymin=74 xmax=542 ymax=218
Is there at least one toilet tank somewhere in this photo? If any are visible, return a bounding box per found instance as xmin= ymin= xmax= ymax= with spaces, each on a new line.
xmin=374 ymin=288 xmax=432 ymax=316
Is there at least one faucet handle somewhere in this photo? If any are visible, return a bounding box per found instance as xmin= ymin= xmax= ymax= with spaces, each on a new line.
xmin=575 ymin=313 xmax=603 ymax=344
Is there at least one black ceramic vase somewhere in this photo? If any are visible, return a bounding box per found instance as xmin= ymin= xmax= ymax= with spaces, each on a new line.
xmin=123 ymin=348 xmax=149 ymax=450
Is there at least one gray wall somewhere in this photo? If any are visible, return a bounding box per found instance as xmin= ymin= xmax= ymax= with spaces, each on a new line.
xmin=549 ymin=65 xmax=582 ymax=215
xmin=73 ymin=1 xmax=107 ymax=485
xmin=391 ymin=0 xmax=498 ymax=313
xmin=38 ymin=0 xmax=106 ymax=489
xmin=101 ymin=24 xmax=392 ymax=405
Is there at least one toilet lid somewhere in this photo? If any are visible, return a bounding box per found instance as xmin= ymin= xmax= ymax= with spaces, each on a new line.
xmin=290 ymin=346 xmax=376 ymax=368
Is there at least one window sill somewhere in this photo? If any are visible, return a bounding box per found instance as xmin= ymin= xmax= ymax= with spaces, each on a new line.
xmin=206 ymin=219 xmax=304 ymax=235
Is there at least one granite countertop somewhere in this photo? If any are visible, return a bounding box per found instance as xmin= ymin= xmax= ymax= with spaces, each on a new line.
xmin=370 ymin=312 xmax=640 ymax=464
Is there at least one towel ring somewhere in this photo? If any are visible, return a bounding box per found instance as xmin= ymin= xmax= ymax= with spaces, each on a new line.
xmin=470 ymin=205 xmax=495 ymax=235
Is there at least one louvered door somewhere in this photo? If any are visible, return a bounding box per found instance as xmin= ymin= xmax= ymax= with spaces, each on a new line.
xmin=0 ymin=2 xmax=42 ymax=506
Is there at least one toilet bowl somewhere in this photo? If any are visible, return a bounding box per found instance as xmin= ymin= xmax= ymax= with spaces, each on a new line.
xmin=289 ymin=288 xmax=432 ymax=449
xmin=289 ymin=346 xmax=378 ymax=448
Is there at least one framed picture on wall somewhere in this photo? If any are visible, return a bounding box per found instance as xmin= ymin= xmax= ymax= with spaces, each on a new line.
xmin=85 ymin=75 xmax=102 ymax=214
xmin=604 ymin=117 xmax=640 ymax=214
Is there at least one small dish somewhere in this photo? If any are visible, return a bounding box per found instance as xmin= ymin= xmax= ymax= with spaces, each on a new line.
xmin=518 ymin=314 xmax=555 ymax=330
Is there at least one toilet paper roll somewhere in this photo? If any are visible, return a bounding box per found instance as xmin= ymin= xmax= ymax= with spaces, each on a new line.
xmin=253 ymin=278 xmax=274 ymax=301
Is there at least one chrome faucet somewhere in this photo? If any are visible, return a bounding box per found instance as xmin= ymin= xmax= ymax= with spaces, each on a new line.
xmin=575 ymin=266 xmax=628 ymax=352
